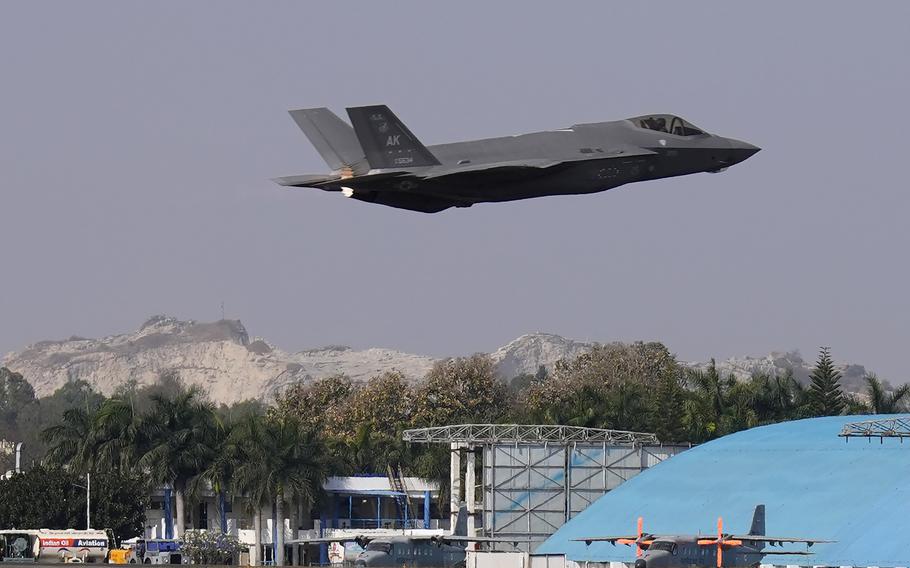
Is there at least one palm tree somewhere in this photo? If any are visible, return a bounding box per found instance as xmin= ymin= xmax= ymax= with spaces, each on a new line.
xmin=189 ymin=418 xmax=236 ymax=533
xmin=234 ymin=415 xmax=326 ymax=567
xmin=91 ymin=398 xmax=141 ymax=472
xmin=225 ymin=415 xmax=264 ymax=564
xmin=866 ymin=374 xmax=910 ymax=414
xmin=138 ymin=388 xmax=219 ymax=538
xmin=42 ymin=407 xmax=95 ymax=471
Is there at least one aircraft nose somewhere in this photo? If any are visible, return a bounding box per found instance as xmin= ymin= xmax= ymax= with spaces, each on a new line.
xmin=726 ymin=138 xmax=761 ymax=165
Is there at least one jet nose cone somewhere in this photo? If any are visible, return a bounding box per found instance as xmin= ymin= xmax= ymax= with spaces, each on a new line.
xmin=726 ymin=138 xmax=761 ymax=165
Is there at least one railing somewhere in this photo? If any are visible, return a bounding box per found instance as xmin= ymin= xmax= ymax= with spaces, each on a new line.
xmin=839 ymin=416 xmax=910 ymax=438
xmin=334 ymin=518 xmax=425 ymax=530
xmin=402 ymin=423 xmax=659 ymax=445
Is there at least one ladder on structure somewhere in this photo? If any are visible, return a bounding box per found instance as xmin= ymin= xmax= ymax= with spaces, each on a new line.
xmin=386 ymin=464 xmax=413 ymax=528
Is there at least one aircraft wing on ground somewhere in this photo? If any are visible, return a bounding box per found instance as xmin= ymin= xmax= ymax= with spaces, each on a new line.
xmin=427 ymin=535 xmax=533 ymax=545
xmin=727 ymin=536 xmax=834 ymax=546
xmin=573 ymin=535 xmax=649 ymax=545
xmin=285 ymin=535 xmax=372 ymax=546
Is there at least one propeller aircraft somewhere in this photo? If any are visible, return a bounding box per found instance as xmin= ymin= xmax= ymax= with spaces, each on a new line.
xmin=575 ymin=505 xmax=832 ymax=568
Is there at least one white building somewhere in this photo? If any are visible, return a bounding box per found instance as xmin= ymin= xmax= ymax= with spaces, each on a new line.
xmin=143 ymin=476 xmax=442 ymax=565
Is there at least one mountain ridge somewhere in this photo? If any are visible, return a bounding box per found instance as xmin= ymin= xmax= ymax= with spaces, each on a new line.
xmin=2 ymin=316 xmax=875 ymax=404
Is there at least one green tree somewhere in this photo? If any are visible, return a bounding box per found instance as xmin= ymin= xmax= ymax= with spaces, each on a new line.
xmin=89 ymin=470 xmax=151 ymax=542
xmin=412 ymin=355 xmax=508 ymax=427
xmin=233 ymin=415 xmax=325 ymax=567
xmin=138 ymin=387 xmax=219 ymax=538
xmin=189 ymin=418 xmax=237 ymax=533
xmin=227 ymin=414 xmax=268 ymax=566
xmin=750 ymin=370 xmax=810 ymax=422
xmin=17 ymin=379 xmax=104 ymax=461
xmin=0 ymin=465 xmax=147 ymax=542
xmin=650 ymin=373 xmax=685 ymax=441
xmin=865 ymin=373 xmax=910 ymax=414
xmin=270 ymin=375 xmax=353 ymax=434
xmin=92 ymin=398 xmax=141 ymax=472
xmin=42 ymin=407 xmax=95 ymax=470
xmin=552 ymin=342 xmax=679 ymax=389
xmin=808 ymin=347 xmax=846 ymax=416
xmin=0 ymin=368 xmax=36 ymax=432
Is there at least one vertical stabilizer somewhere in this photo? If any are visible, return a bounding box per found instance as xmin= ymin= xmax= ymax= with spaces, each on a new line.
xmin=346 ymin=105 xmax=440 ymax=169
xmin=749 ymin=504 xmax=766 ymax=536
xmin=288 ymin=108 xmax=368 ymax=174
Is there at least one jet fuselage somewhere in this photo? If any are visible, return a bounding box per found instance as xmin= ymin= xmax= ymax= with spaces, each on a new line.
xmin=275 ymin=107 xmax=759 ymax=213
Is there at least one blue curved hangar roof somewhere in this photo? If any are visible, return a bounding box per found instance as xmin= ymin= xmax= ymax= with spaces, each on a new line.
xmin=537 ymin=415 xmax=910 ymax=567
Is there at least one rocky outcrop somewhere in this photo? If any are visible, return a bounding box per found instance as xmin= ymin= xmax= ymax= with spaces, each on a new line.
xmin=2 ymin=316 xmax=435 ymax=404
xmin=489 ymin=333 xmax=594 ymax=378
xmin=686 ymin=351 xmax=872 ymax=392
xmin=2 ymin=317 xmax=876 ymax=404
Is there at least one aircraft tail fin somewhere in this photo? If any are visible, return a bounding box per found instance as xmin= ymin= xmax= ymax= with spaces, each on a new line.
xmin=346 ymin=105 xmax=441 ymax=169
xmin=288 ymin=108 xmax=369 ymax=174
xmin=749 ymin=504 xmax=766 ymax=536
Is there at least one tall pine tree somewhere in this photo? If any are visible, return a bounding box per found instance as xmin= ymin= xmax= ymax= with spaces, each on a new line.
xmin=808 ymin=347 xmax=845 ymax=416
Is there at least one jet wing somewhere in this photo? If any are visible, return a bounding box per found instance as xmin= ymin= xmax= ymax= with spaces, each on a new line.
xmin=422 ymin=147 xmax=657 ymax=182
xmin=421 ymin=159 xmax=566 ymax=179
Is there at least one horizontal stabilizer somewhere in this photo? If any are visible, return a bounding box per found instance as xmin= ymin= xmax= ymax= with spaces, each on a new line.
xmin=272 ymin=174 xmax=341 ymax=188
xmin=288 ymin=108 xmax=369 ymax=174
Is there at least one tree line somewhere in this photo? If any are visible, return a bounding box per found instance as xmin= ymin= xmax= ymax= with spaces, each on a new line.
xmin=0 ymin=342 xmax=906 ymax=563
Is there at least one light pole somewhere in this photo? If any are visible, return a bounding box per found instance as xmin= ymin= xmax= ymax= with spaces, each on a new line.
xmin=74 ymin=473 xmax=91 ymax=529
xmin=86 ymin=473 xmax=91 ymax=529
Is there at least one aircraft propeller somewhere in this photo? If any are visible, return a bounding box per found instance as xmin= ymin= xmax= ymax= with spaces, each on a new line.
xmin=696 ymin=517 xmax=743 ymax=568
xmin=613 ymin=517 xmax=654 ymax=557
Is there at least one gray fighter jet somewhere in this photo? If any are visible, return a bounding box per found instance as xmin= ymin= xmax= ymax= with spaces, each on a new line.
xmin=575 ymin=505 xmax=832 ymax=568
xmin=274 ymin=105 xmax=759 ymax=213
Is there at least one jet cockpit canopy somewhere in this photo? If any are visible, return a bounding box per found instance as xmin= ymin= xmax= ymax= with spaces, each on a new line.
xmin=630 ymin=115 xmax=706 ymax=136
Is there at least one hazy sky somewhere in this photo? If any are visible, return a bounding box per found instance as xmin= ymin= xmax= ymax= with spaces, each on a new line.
xmin=2 ymin=2 xmax=909 ymax=379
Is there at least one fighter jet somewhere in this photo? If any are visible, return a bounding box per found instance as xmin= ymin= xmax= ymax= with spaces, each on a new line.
xmin=273 ymin=105 xmax=759 ymax=213
xmin=574 ymin=505 xmax=832 ymax=568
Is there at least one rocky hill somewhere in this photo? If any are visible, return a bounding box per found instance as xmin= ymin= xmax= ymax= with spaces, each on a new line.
xmin=2 ymin=316 xmax=436 ymax=404
xmin=686 ymin=351 xmax=872 ymax=393
xmin=489 ymin=333 xmax=594 ymax=378
xmin=2 ymin=316 xmax=875 ymax=404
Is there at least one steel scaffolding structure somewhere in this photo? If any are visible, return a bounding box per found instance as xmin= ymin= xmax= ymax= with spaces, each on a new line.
xmin=839 ymin=416 xmax=910 ymax=439
xmin=402 ymin=424 xmax=686 ymax=551
xmin=402 ymin=424 xmax=659 ymax=445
